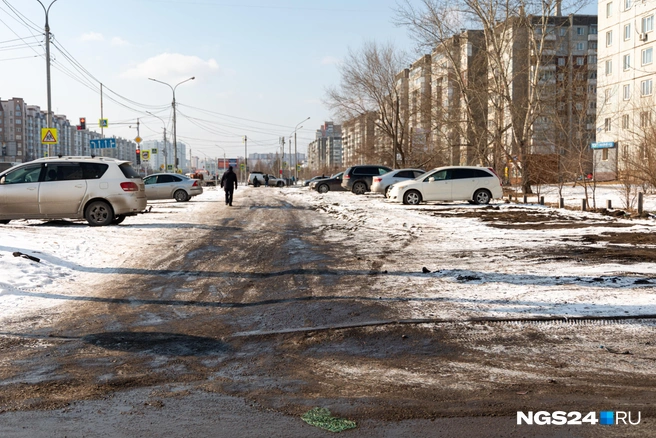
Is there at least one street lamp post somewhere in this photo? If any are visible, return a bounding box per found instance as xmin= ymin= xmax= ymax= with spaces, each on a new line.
xmin=293 ymin=117 xmax=310 ymax=183
xmin=148 ymin=76 xmax=195 ymax=173
xmin=37 ymin=0 xmax=58 ymax=157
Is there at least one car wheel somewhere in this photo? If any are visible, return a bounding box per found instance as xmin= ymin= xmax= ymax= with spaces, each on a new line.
xmin=174 ymin=189 xmax=189 ymax=202
xmin=85 ymin=200 xmax=114 ymax=227
xmin=352 ymin=181 xmax=367 ymax=195
xmin=384 ymin=186 xmax=391 ymax=198
xmin=0 ymin=219 xmax=10 ymax=225
xmin=473 ymin=189 xmax=492 ymax=205
xmin=111 ymin=215 xmax=126 ymax=225
xmin=403 ymin=190 xmax=422 ymax=205
xmin=318 ymin=184 xmax=329 ymax=194
xmin=277 ymin=181 xmax=284 ymax=187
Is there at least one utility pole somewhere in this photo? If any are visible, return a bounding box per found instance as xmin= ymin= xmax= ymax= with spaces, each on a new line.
xmin=244 ymin=135 xmax=248 ymax=182
xmin=37 ymin=0 xmax=58 ymax=157
xmin=162 ymin=126 xmax=167 ymax=172
xmin=281 ymin=136 xmax=285 ymax=180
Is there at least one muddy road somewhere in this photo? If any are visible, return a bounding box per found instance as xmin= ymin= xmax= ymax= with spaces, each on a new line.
xmin=1 ymin=188 xmax=655 ymax=437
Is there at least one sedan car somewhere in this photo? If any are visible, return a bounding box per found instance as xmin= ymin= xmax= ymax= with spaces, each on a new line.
xmin=143 ymin=173 xmax=203 ymax=202
xmin=388 ymin=166 xmax=503 ymax=205
xmin=371 ymin=168 xmax=425 ymax=196
xmin=310 ymin=172 xmax=345 ymax=193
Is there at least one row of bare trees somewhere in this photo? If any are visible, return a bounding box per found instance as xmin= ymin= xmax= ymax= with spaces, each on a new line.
xmin=325 ymin=0 xmax=611 ymax=194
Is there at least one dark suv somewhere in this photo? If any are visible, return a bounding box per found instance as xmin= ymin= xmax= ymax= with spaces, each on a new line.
xmin=341 ymin=165 xmax=392 ymax=194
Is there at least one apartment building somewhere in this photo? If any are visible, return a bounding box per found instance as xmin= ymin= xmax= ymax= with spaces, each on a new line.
xmin=596 ymin=0 xmax=655 ymax=180
xmin=307 ymin=122 xmax=342 ymax=172
xmin=432 ymin=30 xmax=487 ymax=167
xmin=407 ymin=55 xmax=432 ymax=165
xmin=341 ymin=112 xmax=376 ymax=167
xmin=1 ymin=96 xmax=139 ymax=167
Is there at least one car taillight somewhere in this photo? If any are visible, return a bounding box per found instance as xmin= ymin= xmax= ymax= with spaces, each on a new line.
xmin=487 ymin=167 xmax=503 ymax=185
xmin=192 ymin=180 xmax=199 ymax=187
xmin=344 ymin=174 xmax=350 ymax=179
xmin=373 ymin=177 xmax=382 ymax=183
xmin=120 ymin=182 xmax=139 ymax=192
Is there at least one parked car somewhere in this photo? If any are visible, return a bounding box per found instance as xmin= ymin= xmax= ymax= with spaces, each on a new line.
xmin=388 ymin=166 xmax=503 ymax=205
xmin=0 ymin=156 xmax=146 ymax=226
xmin=304 ymin=175 xmax=328 ymax=187
xmin=371 ymin=168 xmax=425 ymax=196
xmin=341 ymin=165 xmax=392 ymax=194
xmin=310 ymin=172 xmax=345 ymax=193
xmin=143 ymin=173 xmax=203 ymax=202
xmin=248 ymin=172 xmax=285 ymax=187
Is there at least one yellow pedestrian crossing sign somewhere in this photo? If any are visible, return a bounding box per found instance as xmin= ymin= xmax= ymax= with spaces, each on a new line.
xmin=41 ymin=128 xmax=58 ymax=144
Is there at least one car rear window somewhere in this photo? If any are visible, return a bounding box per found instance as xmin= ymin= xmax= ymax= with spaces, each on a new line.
xmin=119 ymin=163 xmax=141 ymax=179
xmin=81 ymin=163 xmax=109 ymax=179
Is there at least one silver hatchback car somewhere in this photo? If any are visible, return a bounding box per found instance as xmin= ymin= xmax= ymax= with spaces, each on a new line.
xmin=0 ymin=156 xmax=146 ymax=226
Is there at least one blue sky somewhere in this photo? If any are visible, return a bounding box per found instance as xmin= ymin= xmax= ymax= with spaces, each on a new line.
xmin=1 ymin=0 xmax=597 ymax=159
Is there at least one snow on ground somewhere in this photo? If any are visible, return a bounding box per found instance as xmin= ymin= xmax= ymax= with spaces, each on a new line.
xmin=1 ymin=184 xmax=655 ymax=327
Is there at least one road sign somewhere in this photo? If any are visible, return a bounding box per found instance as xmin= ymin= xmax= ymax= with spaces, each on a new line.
xmin=167 ymin=164 xmax=173 ymax=171
xmin=152 ymin=148 xmax=158 ymax=154
xmin=141 ymin=150 xmax=150 ymax=161
xmin=135 ymin=136 xmax=142 ymax=144
xmin=90 ymin=138 xmax=117 ymax=149
xmin=590 ymin=141 xmax=616 ymax=149
xmin=41 ymin=128 xmax=58 ymax=144
xmin=99 ymin=119 xmax=108 ymax=128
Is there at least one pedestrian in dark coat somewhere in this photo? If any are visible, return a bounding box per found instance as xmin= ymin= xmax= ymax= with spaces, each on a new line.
xmin=264 ymin=174 xmax=269 ymax=187
xmin=220 ymin=166 xmax=238 ymax=206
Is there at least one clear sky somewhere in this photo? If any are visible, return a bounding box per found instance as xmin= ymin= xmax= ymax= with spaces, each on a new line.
xmin=0 ymin=0 xmax=597 ymax=160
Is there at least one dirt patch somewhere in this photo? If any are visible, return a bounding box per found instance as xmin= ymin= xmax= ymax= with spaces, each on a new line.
xmin=431 ymin=207 xmax=638 ymax=230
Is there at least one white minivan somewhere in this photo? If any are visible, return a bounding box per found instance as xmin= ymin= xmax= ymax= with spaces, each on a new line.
xmin=0 ymin=156 xmax=146 ymax=226
xmin=388 ymin=166 xmax=503 ymax=205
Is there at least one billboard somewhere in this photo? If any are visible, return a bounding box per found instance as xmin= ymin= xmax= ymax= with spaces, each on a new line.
xmin=218 ymin=158 xmax=239 ymax=170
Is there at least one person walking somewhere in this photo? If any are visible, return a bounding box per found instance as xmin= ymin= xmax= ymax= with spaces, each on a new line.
xmin=264 ymin=174 xmax=269 ymax=187
xmin=220 ymin=165 xmax=238 ymax=206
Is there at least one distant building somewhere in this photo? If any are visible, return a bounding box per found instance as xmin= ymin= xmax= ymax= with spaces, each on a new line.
xmin=307 ymin=122 xmax=342 ymax=171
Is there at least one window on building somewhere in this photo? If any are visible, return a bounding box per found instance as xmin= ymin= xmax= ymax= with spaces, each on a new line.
xmin=605 ymin=88 xmax=612 ymax=103
xmin=624 ymin=54 xmax=631 ymax=70
xmin=625 ymin=23 xmax=632 ymax=40
xmin=625 ymin=0 xmax=632 ymax=9
xmin=624 ymin=84 xmax=631 ymax=100
xmin=560 ymin=28 xmax=567 ymax=36
xmin=589 ymin=55 xmax=597 ymax=64
xmin=576 ymin=42 xmax=584 ymax=51
xmin=602 ymin=148 xmax=609 ymax=161
xmin=605 ymin=118 xmax=612 ymax=131
xmin=607 ymin=2 xmax=613 ymax=18
xmin=576 ymin=102 xmax=584 ymax=111
xmin=622 ymin=114 xmax=630 ymax=128
xmin=643 ymin=15 xmax=654 ymax=33
xmin=590 ymin=25 xmax=598 ymax=35
xmin=606 ymin=30 xmax=613 ymax=46
xmin=641 ymin=111 xmax=652 ymax=126
xmin=558 ymin=57 xmax=566 ymax=66
xmin=577 ymin=27 xmax=585 ymax=35
xmin=605 ymin=59 xmax=613 ymax=75
xmin=590 ymin=41 xmax=598 ymax=49
xmin=576 ymin=57 xmax=585 ymax=65
xmin=642 ymin=47 xmax=653 ymax=65
xmin=642 ymin=79 xmax=653 ymax=96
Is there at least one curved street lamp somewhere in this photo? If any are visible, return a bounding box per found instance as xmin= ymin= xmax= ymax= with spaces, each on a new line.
xmin=294 ymin=117 xmax=310 ymax=182
xmin=148 ymin=76 xmax=195 ymax=172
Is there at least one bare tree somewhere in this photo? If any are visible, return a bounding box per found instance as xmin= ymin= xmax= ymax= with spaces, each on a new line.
xmin=397 ymin=0 xmax=593 ymax=194
xmin=325 ymin=42 xmax=410 ymax=168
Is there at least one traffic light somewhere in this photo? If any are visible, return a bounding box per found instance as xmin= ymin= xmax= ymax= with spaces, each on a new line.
xmin=136 ymin=148 xmax=141 ymax=165
xmin=79 ymin=117 xmax=86 ymax=130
